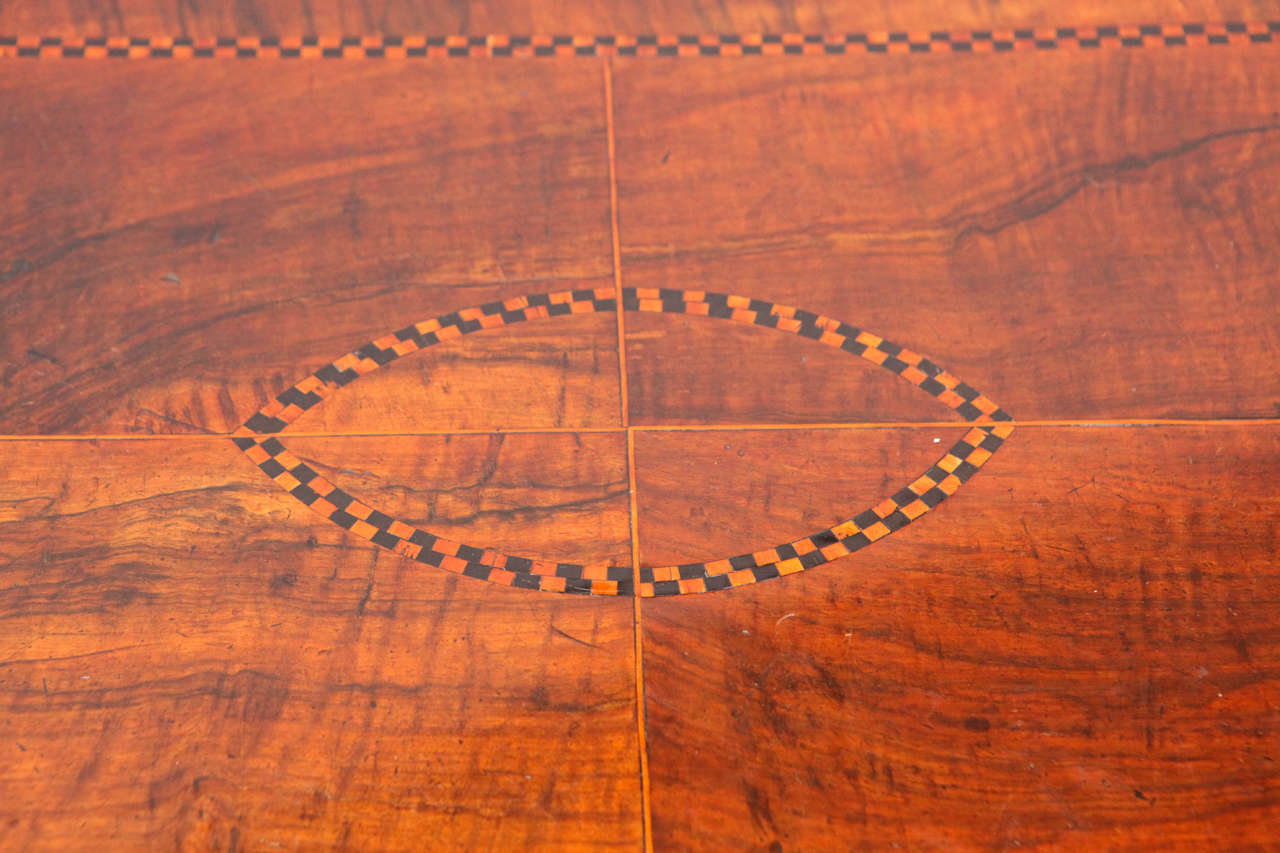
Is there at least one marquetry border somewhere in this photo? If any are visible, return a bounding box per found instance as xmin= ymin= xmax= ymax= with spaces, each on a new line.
xmin=235 ymin=289 xmax=634 ymax=597
xmin=3 ymin=23 xmax=1277 ymax=58
xmin=233 ymin=287 xmax=1013 ymax=597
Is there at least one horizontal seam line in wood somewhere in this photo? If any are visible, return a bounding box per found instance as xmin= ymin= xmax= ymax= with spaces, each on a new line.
xmin=2 ymin=418 xmax=1280 ymax=440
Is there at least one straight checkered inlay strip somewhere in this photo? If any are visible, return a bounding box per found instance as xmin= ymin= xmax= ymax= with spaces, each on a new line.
xmin=3 ymin=23 xmax=1277 ymax=58
xmin=234 ymin=287 xmax=1014 ymax=597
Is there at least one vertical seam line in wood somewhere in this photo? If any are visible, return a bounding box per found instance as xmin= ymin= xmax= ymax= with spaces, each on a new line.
xmin=603 ymin=55 xmax=653 ymax=852
xmin=603 ymin=58 xmax=629 ymax=430
xmin=627 ymin=429 xmax=653 ymax=852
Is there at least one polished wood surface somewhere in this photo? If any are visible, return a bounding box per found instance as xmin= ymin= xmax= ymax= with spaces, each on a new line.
xmin=2 ymin=5 xmax=1278 ymax=850
xmin=0 ymin=61 xmax=614 ymax=434
xmin=0 ymin=438 xmax=640 ymax=851
xmin=613 ymin=48 xmax=1280 ymax=423
xmin=636 ymin=425 xmax=1280 ymax=849
xmin=4 ymin=2 xmax=1279 ymax=37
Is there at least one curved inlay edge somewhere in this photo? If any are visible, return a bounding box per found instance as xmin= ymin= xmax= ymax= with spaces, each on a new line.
xmin=232 ymin=286 xmax=1014 ymax=597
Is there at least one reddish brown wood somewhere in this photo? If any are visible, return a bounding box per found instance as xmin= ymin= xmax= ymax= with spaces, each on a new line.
xmin=613 ymin=48 xmax=1280 ymax=423
xmin=634 ymin=425 xmax=1280 ymax=850
xmin=0 ymin=436 xmax=641 ymax=850
xmin=283 ymin=432 xmax=632 ymax=566
xmin=2 ymin=9 xmax=1279 ymax=851
xmin=624 ymin=311 xmax=972 ymax=426
xmin=1 ymin=2 xmax=1276 ymax=38
xmin=280 ymin=312 xmax=622 ymax=435
xmin=0 ymin=61 xmax=617 ymax=434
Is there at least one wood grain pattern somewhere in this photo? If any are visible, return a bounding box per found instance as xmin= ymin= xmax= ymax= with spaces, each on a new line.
xmin=0 ymin=437 xmax=640 ymax=850
xmin=0 ymin=60 xmax=616 ymax=434
xmin=4 ymin=9 xmax=1280 ymax=851
xmin=624 ymin=311 xmax=970 ymax=426
xmin=283 ymin=432 xmax=632 ymax=566
xmin=2 ymin=1 xmax=1276 ymax=38
xmin=614 ymin=47 xmax=1280 ymax=423
xmin=634 ymin=425 xmax=1280 ymax=850
xmin=279 ymin=312 xmax=622 ymax=436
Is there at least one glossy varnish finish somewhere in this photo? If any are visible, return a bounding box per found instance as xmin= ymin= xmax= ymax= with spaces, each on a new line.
xmin=0 ymin=60 xmax=615 ymax=434
xmin=0 ymin=438 xmax=640 ymax=850
xmin=613 ymin=47 xmax=1280 ymax=423
xmin=635 ymin=426 xmax=1280 ymax=849
xmin=2 ymin=6 xmax=1279 ymax=851
xmin=4 ymin=1 xmax=1280 ymax=37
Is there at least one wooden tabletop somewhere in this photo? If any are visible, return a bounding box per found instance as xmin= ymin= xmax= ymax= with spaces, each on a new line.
xmin=1 ymin=2 xmax=1278 ymax=850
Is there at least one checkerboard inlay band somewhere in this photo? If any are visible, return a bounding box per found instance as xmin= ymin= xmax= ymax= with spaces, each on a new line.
xmin=233 ymin=287 xmax=1014 ymax=596
xmin=3 ymin=25 xmax=1277 ymax=58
